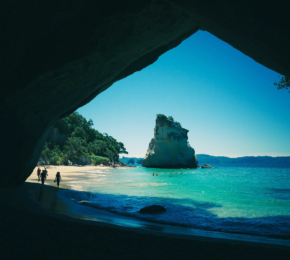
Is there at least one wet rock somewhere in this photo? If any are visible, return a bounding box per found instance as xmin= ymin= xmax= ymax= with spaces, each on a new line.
xmin=139 ymin=205 xmax=166 ymax=214
xmin=201 ymin=164 xmax=213 ymax=168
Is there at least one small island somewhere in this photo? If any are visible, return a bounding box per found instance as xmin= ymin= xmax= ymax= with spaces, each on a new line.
xmin=142 ymin=114 xmax=199 ymax=168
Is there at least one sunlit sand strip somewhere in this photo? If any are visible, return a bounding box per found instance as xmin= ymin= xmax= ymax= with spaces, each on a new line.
xmin=29 ymin=165 xmax=114 ymax=182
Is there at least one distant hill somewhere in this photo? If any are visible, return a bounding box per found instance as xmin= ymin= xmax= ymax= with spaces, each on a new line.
xmin=120 ymin=155 xmax=290 ymax=167
xmin=119 ymin=157 xmax=144 ymax=164
xmin=197 ymin=154 xmax=290 ymax=166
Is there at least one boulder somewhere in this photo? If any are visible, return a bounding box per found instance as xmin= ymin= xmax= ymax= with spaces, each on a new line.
xmin=139 ymin=205 xmax=166 ymax=214
xmin=201 ymin=164 xmax=213 ymax=168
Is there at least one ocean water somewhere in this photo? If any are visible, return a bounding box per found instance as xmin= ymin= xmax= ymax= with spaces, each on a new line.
xmin=58 ymin=166 xmax=290 ymax=237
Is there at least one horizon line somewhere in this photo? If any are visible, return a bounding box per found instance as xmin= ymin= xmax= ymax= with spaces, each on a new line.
xmin=123 ymin=154 xmax=290 ymax=158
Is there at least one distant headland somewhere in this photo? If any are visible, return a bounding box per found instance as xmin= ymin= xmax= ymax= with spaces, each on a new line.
xmin=142 ymin=114 xmax=199 ymax=168
xmin=121 ymin=154 xmax=290 ymax=167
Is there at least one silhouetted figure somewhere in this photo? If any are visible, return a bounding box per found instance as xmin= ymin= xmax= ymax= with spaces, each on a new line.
xmin=40 ymin=170 xmax=48 ymax=185
xmin=37 ymin=167 xmax=41 ymax=182
xmin=153 ymin=173 xmax=155 ymax=176
xmin=55 ymin=172 xmax=62 ymax=187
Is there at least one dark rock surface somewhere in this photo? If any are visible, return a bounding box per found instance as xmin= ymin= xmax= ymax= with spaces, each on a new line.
xmin=1 ymin=201 xmax=290 ymax=260
xmin=1 ymin=1 xmax=290 ymax=187
xmin=201 ymin=164 xmax=213 ymax=168
xmin=140 ymin=205 xmax=166 ymax=214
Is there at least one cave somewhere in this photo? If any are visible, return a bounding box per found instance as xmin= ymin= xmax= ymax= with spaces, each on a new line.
xmin=1 ymin=0 xmax=289 ymax=187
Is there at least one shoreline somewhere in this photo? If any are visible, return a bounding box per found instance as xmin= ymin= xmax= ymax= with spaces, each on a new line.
xmin=1 ymin=181 xmax=290 ymax=251
xmin=1 ymin=198 xmax=289 ymax=260
xmin=0 ymin=166 xmax=289 ymax=259
xmin=79 ymin=201 xmax=290 ymax=242
xmin=25 ymin=166 xmax=290 ymax=246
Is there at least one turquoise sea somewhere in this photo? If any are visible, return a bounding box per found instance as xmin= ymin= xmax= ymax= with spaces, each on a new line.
xmin=59 ymin=165 xmax=290 ymax=238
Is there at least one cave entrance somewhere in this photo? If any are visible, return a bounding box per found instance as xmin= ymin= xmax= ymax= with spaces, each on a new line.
xmin=75 ymin=31 xmax=289 ymax=161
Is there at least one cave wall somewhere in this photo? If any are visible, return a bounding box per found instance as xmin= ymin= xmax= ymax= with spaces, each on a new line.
xmin=1 ymin=0 xmax=289 ymax=187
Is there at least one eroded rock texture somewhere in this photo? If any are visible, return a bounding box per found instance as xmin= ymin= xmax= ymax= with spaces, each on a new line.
xmin=1 ymin=1 xmax=290 ymax=186
xmin=142 ymin=116 xmax=198 ymax=168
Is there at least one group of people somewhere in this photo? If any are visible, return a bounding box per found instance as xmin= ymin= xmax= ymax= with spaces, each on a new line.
xmin=152 ymin=172 xmax=182 ymax=176
xmin=36 ymin=167 xmax=62 ymax=187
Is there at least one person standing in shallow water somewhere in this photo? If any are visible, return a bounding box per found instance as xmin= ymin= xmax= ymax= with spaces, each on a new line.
xmin=55 ymin=172 xmax=62 ymax=187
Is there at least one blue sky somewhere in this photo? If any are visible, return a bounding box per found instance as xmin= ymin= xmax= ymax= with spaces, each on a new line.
xmin=77 ymin=31 xmax=290 ymax=158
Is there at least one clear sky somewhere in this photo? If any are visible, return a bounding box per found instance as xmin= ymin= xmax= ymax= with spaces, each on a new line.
xmin=77 ymin=31 xmax=290 ymax=158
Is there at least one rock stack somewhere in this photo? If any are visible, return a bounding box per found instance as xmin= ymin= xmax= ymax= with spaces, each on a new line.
xmin=142 ymin=115 xmax=198 ymax=168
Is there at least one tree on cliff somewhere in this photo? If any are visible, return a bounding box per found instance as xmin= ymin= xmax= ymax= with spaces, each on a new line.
xmin=64 ymin=137 xmax=87 ymax=163
xmin=41 ymin=143 xmax=52 ymax=164
xmin=274 ymin=75 xmax=290 ymax=93
xmin=72 ymin=127 xmax=87 ymax=141
xmin=105 ymin=150 xmax=119 ymax=164
xmin=157 ymin=114 xmax=167 ymax=120
xmin=49 ymin=146 xmax=66 ymax=165
xmin=41 ymin=112 xmax=128 ymax=165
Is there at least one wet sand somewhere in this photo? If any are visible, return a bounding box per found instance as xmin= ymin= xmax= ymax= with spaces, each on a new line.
xmin=0 ymin=166 xmax=289 ymax=259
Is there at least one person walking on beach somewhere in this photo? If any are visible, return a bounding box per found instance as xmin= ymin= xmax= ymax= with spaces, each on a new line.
xmin=40 ymin=169 xmax=48 ymax=185
xmin=37 ymin=167 xmax=41 ymax=182
xmin=55 ymin=172 xmax=62 ymax=187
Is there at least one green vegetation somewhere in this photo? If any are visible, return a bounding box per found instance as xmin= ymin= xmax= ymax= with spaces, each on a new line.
xmin=274 ymin=75 xmax=290 ymax=93
xmin=89 ymin=155 xmax=110 ymax=165
xmin=174 ymin=121 xmax=181 ymax=128
xmin=156 ymin=114 xmax=167 ymax=120
xmin=41 ymin=112 xmax=128 ymax=165
xmin=156 ymin=114 xmax=182 ymax=128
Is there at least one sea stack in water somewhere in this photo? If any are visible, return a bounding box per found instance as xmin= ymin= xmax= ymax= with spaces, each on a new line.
xmin=142 ymin=115 xmax=198 ymax=168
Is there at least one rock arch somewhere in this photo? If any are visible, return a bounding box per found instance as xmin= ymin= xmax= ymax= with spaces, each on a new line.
xmin=1 ymin=0 xmax=289 ymax=187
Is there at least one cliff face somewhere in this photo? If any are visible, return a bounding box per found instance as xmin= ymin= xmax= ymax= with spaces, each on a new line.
xmin=38 ymin=127 xmax=92 ymax=166
xmin=142 ymin=117 xmax=198 ymax=168
xmin=1 ymin=1 xmax=290 ymax=186
xmin=48 ymin=128 xmax=67 ymax=146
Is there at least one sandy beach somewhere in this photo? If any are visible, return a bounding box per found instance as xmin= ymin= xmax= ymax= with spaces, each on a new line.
xmin=0 ymin=166 xmax=289 ymax=259
xmin=28 ymin=165 xmax=114 ymax=187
